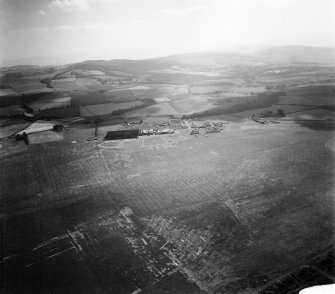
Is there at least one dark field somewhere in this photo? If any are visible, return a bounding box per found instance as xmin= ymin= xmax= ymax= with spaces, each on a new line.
xmin=1 ymin=121 xmax=334 ymax=293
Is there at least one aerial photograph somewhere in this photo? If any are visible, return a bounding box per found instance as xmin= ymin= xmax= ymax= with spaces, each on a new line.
xmin=0 ymin=0 xmax=334 ymax=293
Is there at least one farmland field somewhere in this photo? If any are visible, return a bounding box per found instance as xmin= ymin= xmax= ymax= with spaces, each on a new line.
xmin=125 ymin=102 xmax=180 ymax=117
xmin=27 ymin=96 xmax=71 ymax=111
xmin=0 ymin=87 xmax=19 ymax=96
xmin=0 ymin=105 xmax=26 ymax=116
xmin=0 ymin=119 xmax=28 ymax=139
xmin=5 ymin=77 xmax=55 ymax=94
xmin=0 ymin=120 xmax=333 ymax=293
xmin=150 ymin=68 xmax=223 ymax=77
xmin=80 ymin=101 xmax=145 ymax=117
xmin=1 ymin=48 xmax=335 ymax=293
xmin=28 ymin=130 xmax=64 ymax=144
xmin=154 ymin=97 xmax=171 ymax=103
xmin=147 ymin=84 xmax=189 ymax=96
xmin=189 ymin=85 xmax=233 ymax=94
xmin=16 ymin=120 xmax=59 ymax=135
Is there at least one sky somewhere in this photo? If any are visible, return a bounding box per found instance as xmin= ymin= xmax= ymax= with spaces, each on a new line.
xmin=1 ymin=0 xmax=335 ymax=65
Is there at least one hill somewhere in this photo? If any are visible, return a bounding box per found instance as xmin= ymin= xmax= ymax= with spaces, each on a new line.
xmin=2 ymin=46 xmax=335 ymax=73
xmin=165 ymin=52 xmax=257 ymax=67
xmin=253 ymin=46 xmax=335 ymax=64
xmin=61 ymin=58 xmax=180 ymax=75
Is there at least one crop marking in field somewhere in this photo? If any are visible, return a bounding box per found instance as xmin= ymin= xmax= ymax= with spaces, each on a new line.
xmin=0 ymin=254 xmax=17 ymax=263
xmin=325 ymin=139 xmax=335 ymax=153
xmin=142 ymin=137 xmax=176 ymax=150
xmin=98 ymin=139 xmax=131 ymax=149
xmin=98 ymin=149 xmax=111 ymax=176
xmin=127 ymin=174 xmax=141 ymax=179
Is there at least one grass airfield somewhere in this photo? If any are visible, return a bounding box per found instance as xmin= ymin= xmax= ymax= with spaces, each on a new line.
xmin=1 ymin=119 xmax=334 ymax=293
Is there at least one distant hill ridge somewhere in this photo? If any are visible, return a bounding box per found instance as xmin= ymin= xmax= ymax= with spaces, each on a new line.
xmin=253 ymin=45 xmax=335 ymax=64
xmin=2 ymin=46 xmax=335 ymax=69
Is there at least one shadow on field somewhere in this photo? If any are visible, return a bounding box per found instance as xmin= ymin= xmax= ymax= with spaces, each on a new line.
xmin=295 ymin=119 xmax=335 ymax=131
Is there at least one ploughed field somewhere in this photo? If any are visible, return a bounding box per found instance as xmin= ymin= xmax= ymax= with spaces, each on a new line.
xmin=1 ymin=120 xmax=334 ymax=293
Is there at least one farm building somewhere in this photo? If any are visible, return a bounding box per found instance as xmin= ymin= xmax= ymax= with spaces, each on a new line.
xmin=170 ymin=119 xmax=182 ymax=129
xmin=191 ymin=120 xmax=211 ymax=128
xmin=104 ymin=129 xmax=139 ymax=140
xmin=181 ymin=121 xmax=189 ymax=129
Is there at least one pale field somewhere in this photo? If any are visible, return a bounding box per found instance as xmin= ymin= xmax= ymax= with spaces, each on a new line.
xmin=106 ymin=86 xmax=166 ymax=101
xmin=168 ymin=95 xmax=213 ymax=114
xmin=51 ymin=78 xmax=104 ymax=91
xmin=58 ymin=69 xmax=105 ymax=78
xmin=84 ymin=70 xmax=105 ymax=76
xmin=149 ymin=68 xmax=222 ymax=77
xmin=189 ymin=85 xmax=232 ymax=94
xmin=191 ymin=78 xmax=245 ymax=86
xmin=215 ymin=92 xmax=253 ymax=98
xmin=154 ymin=97 xmax=171 ymax=103
xmin=129 ymin=85 xmax=152 ymax=96
xmin=129 ymin=85 xmax=152 ymax=90
xmin=28 ymin=131 xmax=64 ymax=144
xmin=232 ymin=85 xmax=267 ymax=94
xmin=0 ymin=88 xmax=19 ymax=96
xmin=17 ymin=120 xmax=59 ymax=135
xmin=27 ymin=97 xmax=71 ymax=111
xmin=147 ymin=84 xmax=189 ymax=96
xmin=125 ymin=102 xmax=180 ymax=118
xmin=126 ymin=95 xmax=214 ymax=117
xmin=98 ymin=75 xmax=126 ymax=81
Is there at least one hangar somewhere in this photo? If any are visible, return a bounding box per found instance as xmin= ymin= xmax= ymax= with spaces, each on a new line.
xmin=104 ymin=129 xmax=139 ymax=140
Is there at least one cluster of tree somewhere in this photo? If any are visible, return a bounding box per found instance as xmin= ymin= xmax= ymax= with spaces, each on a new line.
xmin=0 ymin=95 xmax=22 ymax=107
xmin=319 ymin=105 xmax=335 ymax=111
xmin=40 ymin=78 xmax=53 ymax=88
xmin=35 ymin=106 xmax=80 ymax=119
xmin=182 ymin=92 xmax=285 ymax=119
xmin=0 ymin=112 xmax=25 ymax=119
